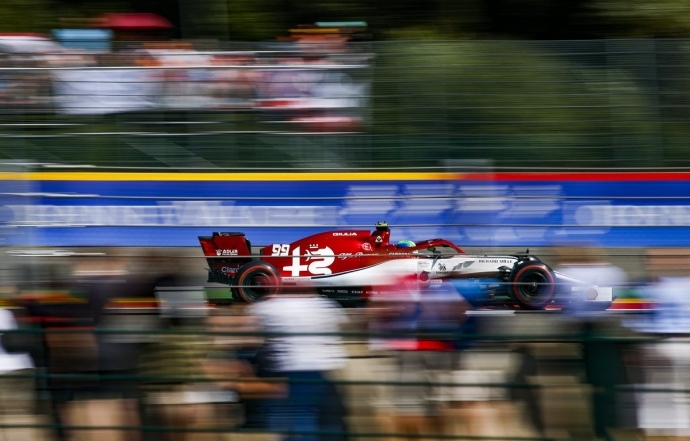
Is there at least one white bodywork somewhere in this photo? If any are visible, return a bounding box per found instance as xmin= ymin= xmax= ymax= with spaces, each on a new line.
xmin=299 ymin=254 xmax=614 ymax=304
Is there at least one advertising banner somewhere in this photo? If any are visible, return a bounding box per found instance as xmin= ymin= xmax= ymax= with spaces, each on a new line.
xmin=52 ymin=69 xmax=162 ymax=115
xmin=50 ymin=57 xmax=371 ymax=121
xmin=2 ymin=171 xmax=690 ymax=248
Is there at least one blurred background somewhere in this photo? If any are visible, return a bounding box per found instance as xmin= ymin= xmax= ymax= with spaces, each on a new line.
xmin=2 ymin=2 xmax=690 ymax=441
xmin=0 ymin=0 xmax=689 ymax=169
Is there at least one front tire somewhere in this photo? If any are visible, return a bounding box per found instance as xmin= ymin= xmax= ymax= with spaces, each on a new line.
xmin=233 ymin=262 xmax=281 ymax=303
xmin=510 ymin=264 xmax=556 ymax=310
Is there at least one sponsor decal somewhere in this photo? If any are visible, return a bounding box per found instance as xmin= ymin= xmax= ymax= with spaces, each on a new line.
xmin=15 ymin=178 xmax=690 ymax=248
xmin=453 ymin=261 xmax=475 ymax=270
xmin=338 ymin=252 xmax=363 ymax=260
xmin=478 ymin=259 xmax=514 ymax=264
xmin=283 ymin=246 xmax=335 ymax=276
xmin=6 ymin=202 xmax=339 ymax=227
xmin=567 ymin=203 xmax=690 ymax=227
xmin=216 ymin=249 xmax=238 ymax=256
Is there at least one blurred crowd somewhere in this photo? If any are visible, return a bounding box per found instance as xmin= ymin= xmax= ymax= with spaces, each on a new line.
xmin=0 ymin=35 xmax=370 ymax=132
xmin=3 ymin=247 xmax=690 ymax=441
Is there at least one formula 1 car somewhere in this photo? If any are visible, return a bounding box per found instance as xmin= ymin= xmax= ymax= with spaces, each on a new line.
xmin=198 ymin=222 xmax=614 ymax=310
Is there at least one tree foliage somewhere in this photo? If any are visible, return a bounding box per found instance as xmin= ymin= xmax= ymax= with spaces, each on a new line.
xmin=371 ymin=41 xmax=659 ymax=167
xmin=590 ymin=0 xmax=690 ymax=37
xmin=0 ymin=0 xmax=60 ymax=33
xmin=5 ymin=0 xmax=690 ymax=41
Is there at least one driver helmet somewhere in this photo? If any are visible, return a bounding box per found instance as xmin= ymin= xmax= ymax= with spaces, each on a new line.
xmin=396 ymin=240 xmax=416 ymax=248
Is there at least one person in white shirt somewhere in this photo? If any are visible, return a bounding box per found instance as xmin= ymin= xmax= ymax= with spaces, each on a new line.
xmin=0 ymin=308 xmax=36 ymax=416
xmin=249 ymin=291 xmax=349 ymax=441
xmin=627 ymin=276 xmax=690 ymax=436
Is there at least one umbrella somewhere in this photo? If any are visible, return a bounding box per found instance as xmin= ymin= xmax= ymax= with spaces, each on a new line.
xmin=94 ymin=13 xmax=173 ymax=31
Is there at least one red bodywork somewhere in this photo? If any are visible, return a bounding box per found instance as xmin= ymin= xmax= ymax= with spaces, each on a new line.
xmin=198 ymin=225 xmax=465 ymax=283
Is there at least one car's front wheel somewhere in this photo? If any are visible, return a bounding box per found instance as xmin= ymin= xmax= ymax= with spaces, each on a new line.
xmin=510 ymin=264 xmax=556 ymax=310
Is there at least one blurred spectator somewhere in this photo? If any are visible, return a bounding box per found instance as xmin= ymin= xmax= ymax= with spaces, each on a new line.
xmin=0 ymin=34 xmax=70 ymax=111
xmin=249 ymin=290 xmax=349 ymax=441
xmin=626 ymin=274 xmax=690 ymax=437
xmin=207 ymin=54 xmax=257 ymax=109
xmin=139 ymin=315 xmax=215 ymax=441
xmin=202 ymin=305 xmax=286 ymax=441
xmin=132 ymin=42 xmax=215 ymax=110
xmin=0 ymin=306 xmax=44 ymax=441
xmin=555 ymin=245 xmax=633 ymax=436
xmin=3 ymin=57 xmax=50 ymax=109
xmin=16 ymin=257 xmax=143 ymax=441
xmin=0 ymin=54 xmax=11 ymax=104
xmin=367 ymin=275 xmax=469 ymax=441
xmin=135 ymin=253 xmax=216 ymax=441
xmin=554 ymin=245 xmax=629 ymax=313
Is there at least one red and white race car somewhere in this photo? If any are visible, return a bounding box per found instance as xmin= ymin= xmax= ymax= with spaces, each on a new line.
xmin=198 ymin=222 xmax=614 ymax=310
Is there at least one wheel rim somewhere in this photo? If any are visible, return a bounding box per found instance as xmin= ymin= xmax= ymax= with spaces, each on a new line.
xmin=242 ymin=271 xmax=276 ymax=301
xmin=517 ymin=272 xmax=548 ymax=299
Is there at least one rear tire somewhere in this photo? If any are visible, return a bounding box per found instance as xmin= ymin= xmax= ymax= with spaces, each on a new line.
xmin=510 ymin=264 xmax=556 ymax=310
xmin=233 ymin=262 xmax=281 ymax=303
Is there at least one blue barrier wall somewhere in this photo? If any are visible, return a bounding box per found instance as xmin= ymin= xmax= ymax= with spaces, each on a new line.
xmin=2 ymin=171 xmax=690 ymax=247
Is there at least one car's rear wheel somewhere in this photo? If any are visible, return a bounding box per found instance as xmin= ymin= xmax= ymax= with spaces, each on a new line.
xmin=233 ymin=262 xmax=281 ymax=303
xmin=510 ymin=264 xmax=556 ymax=310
